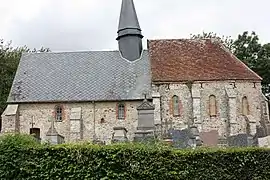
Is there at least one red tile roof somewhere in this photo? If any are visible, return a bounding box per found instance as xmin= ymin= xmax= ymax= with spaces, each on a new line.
xmin=148 ymin=39 xmax=262 ymax=82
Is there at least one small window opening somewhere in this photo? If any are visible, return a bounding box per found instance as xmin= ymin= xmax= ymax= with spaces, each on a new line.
xmin=55 ymin=105 xmax=63 ymax=121
xmin=242 ymin=96 xmax=249 ymax=116
xmin=118 ymin=104 xmax=125 ymax=120
xmin=172 ymin=95 xmax=180 ymax=116
xmin=209 ymin=95 xmax=217 ymax=117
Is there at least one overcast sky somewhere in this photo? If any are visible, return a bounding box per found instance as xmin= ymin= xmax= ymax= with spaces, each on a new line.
xmin=0 ymin=0 xmax=269 ymax=52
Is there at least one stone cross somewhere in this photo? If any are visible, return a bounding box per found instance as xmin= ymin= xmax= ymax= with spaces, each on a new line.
xmin=48 ymin=116 xmax=57 ymax=135
xmin=46 ymin=115 xmax=64 ymax=144
xmin=30 ymin=116 xmax=35 ymax=129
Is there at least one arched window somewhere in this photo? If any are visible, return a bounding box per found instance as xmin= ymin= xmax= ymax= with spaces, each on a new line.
xmin=118 ymin=103 xmax=125 ymax=120
xmin=55 ymin=105 xmax=63 ymax=121
xmin=209 ymin=95 xmax=217 ymax=117
xmin=172 ymin=95 xmax=180 ymax=116
xmin=242 ymin=96 xmax=249 ymax=116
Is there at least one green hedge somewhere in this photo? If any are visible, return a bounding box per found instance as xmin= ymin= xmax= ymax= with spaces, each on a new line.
xmin=0 ymin=134 xmax=270 ymax=179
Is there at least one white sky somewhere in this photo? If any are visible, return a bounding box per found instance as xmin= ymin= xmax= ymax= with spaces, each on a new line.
xmin=0 ymin=0 xmax=269 ymax=51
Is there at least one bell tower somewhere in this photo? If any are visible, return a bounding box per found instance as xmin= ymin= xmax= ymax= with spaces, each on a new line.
xmin=117 ymin=0 xmax=143 ymax=61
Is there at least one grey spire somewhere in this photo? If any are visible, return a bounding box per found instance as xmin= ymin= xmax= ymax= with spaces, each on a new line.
xmin=117 ymin=0 xmax=143 ymax=61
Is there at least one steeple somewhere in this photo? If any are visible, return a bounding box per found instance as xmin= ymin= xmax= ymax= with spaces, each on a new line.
xmin=117 ymin=0 xmax=143 ymax=61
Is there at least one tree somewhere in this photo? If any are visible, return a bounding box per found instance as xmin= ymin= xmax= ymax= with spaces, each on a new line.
xmin=233 ymin=31 xmax=261 ymax=68
xmin=191 ymin=31 xmax=234 ymax=51
xmin=0 ymin=40 xmax=49 ymax=130
xmin=233 ymin=32 xmax=270 ymax=94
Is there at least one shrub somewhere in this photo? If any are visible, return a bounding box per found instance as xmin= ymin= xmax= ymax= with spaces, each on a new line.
xmin=0 ymin=135 xmax=269 ymax=179
xmin=0 ymin=133 xmax=39 ymax=148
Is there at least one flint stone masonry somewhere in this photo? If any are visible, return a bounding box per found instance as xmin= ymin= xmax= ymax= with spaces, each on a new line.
xmin=70 ymin=107 xmax=82 ymax=141
xmin=157 ymin=83 xmax=192 ymax=130
xmin=154 ymin=80 xmax=265 ymax=138
xmin=1 ymin=105 xmax=19 ymax=133
xmin=152 ymin=92 xmax=161 ymax=125
xmin=1 ymin=80 xmax=268 ymax=146
xmin=2 ymin=101 xmax=141 ymax=143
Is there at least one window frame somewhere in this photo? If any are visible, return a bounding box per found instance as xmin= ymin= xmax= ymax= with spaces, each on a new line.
xmin=242 ymin=96 xmax=249 ymax=116
xmin=209 ymin=95 xmax=217 ymax=117
xmin=172 ymin=95 xmax=180 ymax=116
xmin=117 ymin=103 xmax=125 ymax=120
xmin=55 ymin=105 xmax=63 ymax=122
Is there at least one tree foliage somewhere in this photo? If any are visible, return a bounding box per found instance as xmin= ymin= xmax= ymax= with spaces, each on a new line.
xmin=233 ymin=32 xmax=270 ymax=94
xmin=191 ymin=31 xmax=234 ymax=51
xmin=0 ymin=40 xmax=49 ymax=130
xmin=191 ymin=31 xmax=270 ymax=95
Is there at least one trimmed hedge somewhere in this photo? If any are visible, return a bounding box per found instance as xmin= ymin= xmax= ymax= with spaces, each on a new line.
xmin=0 ymin=134 xmax=270 ymax=179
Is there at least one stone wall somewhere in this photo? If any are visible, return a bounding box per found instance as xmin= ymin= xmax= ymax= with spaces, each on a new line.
xmin=1 ymin=105 xmax=20 ymax=133
xmin=153 ymin=80 xmax=264 ymax=138
xmin=2 ymin=80 xmax=267 ymax=144
xmin=154 ymin=83 xmax=192 ymax=131
xmin=3 ymin=101 xmax=142 ymax=143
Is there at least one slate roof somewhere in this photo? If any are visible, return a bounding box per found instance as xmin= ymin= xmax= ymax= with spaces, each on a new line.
xmin=8 ymin=50 xmax=151 ymax=103
xmin=149 ymin=39 xmax=262 ymax=82
xmin=118 ymin=0 xmax=141 ymax=33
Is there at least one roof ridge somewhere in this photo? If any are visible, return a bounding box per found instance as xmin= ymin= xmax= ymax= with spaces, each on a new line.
xmin=147 ymin=38 xmax=213 ymax=41
xmin=23 ymin=49 xmax=120 ymax=55
xmin=22 ymin=49 xmax=149 ymax=55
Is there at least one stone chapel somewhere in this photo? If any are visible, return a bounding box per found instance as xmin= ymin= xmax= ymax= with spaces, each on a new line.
xmin=1 ymin=0 xmax=269 ymax=145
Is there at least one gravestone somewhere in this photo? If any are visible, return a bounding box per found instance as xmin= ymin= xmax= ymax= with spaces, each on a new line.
xmin=228 ymin=134 xmax=254 ymax=147
xmin=134 ymin=130 xmax=155 ymax=142
xmin=266 ymin=124 xmax=270 ymax=136
xmin=190 ymin=125 xmax=202 ymax=147
xmin=134 ymin=98 xmax=155 ymax=142
xmin=218 ymin=138 xmax=228 ymax=147
xmin=199 ymin=130 xmax=219 ymax=147
xmin=169 ymin=129 xmax=194 ymax=149
xmin=258 ymin=135 xmax=270 ymax=147
xmin=136 ymin=98 xmax=155 ymax=130
xmin=112 ymin=127 xmax=128 ymax=143
xmin=256 ymin=125 xmax=266 ymax=138
xmin=45 ymin=117 xmax=65 ymax=145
